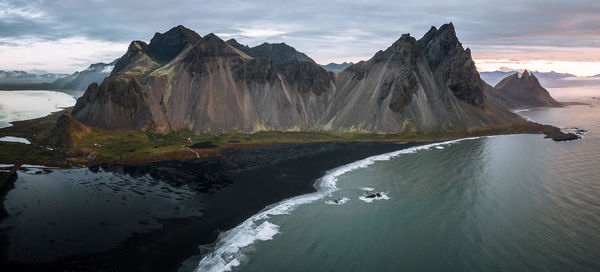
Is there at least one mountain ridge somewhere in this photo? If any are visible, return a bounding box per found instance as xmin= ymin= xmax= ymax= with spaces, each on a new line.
xmin=480 ymin=70 xmax=600 ymax=88
xmin=65 ymin=23 xmax=529 ymax=138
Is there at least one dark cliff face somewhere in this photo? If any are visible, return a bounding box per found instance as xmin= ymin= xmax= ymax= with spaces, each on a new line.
xmin=68 ymin=23 xmax=522 ymax=135
xmin=417 ymin=23 xmax=484 ymax=107
xmin=486 ymin=70 xmax=561 ymax=109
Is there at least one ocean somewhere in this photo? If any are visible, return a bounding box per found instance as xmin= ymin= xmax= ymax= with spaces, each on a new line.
xmin=197 ymin=86 xmax=600 ymax=271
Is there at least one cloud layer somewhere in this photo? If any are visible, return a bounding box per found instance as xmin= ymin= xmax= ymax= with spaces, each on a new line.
xmin=1 ymin=0 xmax=599 ymax=74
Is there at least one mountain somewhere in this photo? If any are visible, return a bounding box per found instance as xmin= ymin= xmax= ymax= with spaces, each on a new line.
xmin=0 ymin=70 xmax=70 ymax=85
xmin=67 ymin=23 xmax=525 ymax=136
xmin=0 ymin=62 xmax=115 ymax=91
xmin=321 ymin=62 xmax=353 ymax=73
xmin=226 ymin=39 xmax=315 ymax=64
xmin=479 ymin=71 xmax=514 ymax=86
xmin=325 ymin=24 xmax=518 ymax=132
xmin=486 ymin=71 xmax=561 ymax=109
xmin=72 ymin=27 xmax=332 ymax=132
xmin=57 ymin=61 xmax=116 ymax=91
xmin=479 ymin=70 xmax=599 ymax=88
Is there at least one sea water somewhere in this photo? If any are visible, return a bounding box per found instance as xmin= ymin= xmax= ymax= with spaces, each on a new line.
xmin=197 ymin=86 xmax=600 ymax=271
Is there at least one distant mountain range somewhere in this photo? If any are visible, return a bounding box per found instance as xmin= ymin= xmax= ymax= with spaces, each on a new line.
xmin=0 ymin=70 xmax=70 ymax=84
xmin=320 ymin=62 xmax=354 ymax=73
xmin=0 ymin=61 xmax=115 ymax=91
xmin=480 ymin=70 xmax=600 ymax=88
xmin=64 ymin=23 xmax=527 ymax=136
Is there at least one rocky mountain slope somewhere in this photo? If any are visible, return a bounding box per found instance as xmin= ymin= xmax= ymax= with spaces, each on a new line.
xmin=486 ymin=71 xmax=561 ymax=109
xmin=67 ymin=23 xmax=526 ymax=136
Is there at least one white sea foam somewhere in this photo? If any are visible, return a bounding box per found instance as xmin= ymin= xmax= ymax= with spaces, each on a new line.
xmin=359 ymin=192 xmax=390 ymax=203
xmin=325 ymin=197 xmax=350 ymax=205
xmin=194 ymin=137 xmax=481 ymax=272
xmin=514 ymin=109 xmax=530 ymax=113
xmin=360 ymin=187 xmax=374 ymax=191
xmin=0 ymin=136 xmax=31 ymax=144
xmin=0 ymin=163 xmax=53 ymax=168
xmin=435 ymin=146 xmax=444 ymax=149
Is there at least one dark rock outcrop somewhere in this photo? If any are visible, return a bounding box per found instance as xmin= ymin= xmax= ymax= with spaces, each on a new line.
xmin=50 ymin=112 xmax=91 ymax=149
xmin=543 ymin=127 xmax=580 ymax=141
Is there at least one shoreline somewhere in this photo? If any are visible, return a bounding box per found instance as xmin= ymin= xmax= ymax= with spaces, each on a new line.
xmin=195 ymin=137 xmax=482 ymax=271
xmin=0 ymin=141 xmax=429 ymax=271
xmin=0 ymin=107 xmax=584 ymax=271
xmin=0 ymin=104 xmax=574 ymax=169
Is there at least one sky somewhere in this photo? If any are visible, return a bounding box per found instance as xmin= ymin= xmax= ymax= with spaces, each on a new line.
xmin=1 ymin=0 xmax=599 ymax=76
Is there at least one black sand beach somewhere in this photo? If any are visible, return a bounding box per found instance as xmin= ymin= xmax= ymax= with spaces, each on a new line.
xmin=0 ymin=141 xmax=425 ymax=271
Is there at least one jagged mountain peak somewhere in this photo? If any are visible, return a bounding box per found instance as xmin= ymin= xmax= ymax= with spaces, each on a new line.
xmin=151 ymin=25 xmax=200 ymax=42
xmin=189 ymin=33 xmax=249 ymax=58
xmin=227 ymin=40 xmax=315 ymax=64
xmin=148 ymin=25 xmax=201 ymax=63
xmin=491 ymin=70 xmax=561 ymax=109
xmin=202 ymin=33 xmax=219 ymax=40
xmin=370 ymin=33 xmax=418 ymax=66
xmin=497 ymin=70 xmax=543 ymax=90
xmin=417 ymin=22 xmax=462 ymax=60
xmin=69 ymin=23 xmax=521 ymax=135
xmin=416 ymin=22 xmax=484 ymax=107
xmin=226 ymin=38 xmax=247 ymax=48
xmin=420 ymin=23 xmax=457 ymax=45
xmin=391 ymin=33 xmax=417 ymax=47
xmin=111 ymin=40 xmax=151 ymax=75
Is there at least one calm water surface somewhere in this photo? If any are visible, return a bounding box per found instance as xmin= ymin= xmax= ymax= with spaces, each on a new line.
xmin=198 ymin=86 xmax=600 ymax=271
xmin=0 ymin=90 xmax=77 ymax=128
xmin=0 ymin=168 xmax=204 ymax=262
